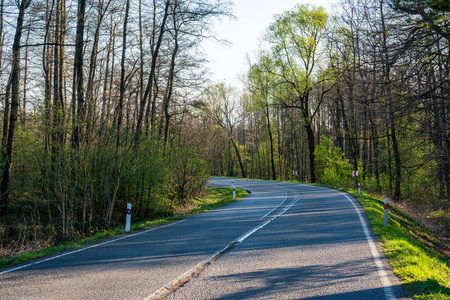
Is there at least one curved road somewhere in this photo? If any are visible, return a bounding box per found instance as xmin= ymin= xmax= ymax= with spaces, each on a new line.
xmin=0 ymin=177 xmax=407 ymax=299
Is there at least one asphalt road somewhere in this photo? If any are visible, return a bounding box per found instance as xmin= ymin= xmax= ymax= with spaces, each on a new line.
xmin=0 ymin=177 xmax=407 ymax=299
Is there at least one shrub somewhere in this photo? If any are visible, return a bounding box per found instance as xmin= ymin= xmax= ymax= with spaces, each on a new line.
xmin=315 ymin=136 xmax=352 ymax=186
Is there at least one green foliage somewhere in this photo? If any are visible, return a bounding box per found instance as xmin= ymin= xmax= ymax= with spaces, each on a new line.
xmin=264 ymin=3 xmax=329 ymax=92
xmin=120 ymin=139 xmax=174 ymax=213
xmin=1 ymin=122 xmax=214 ymax=258
xmin=168 ymin=144 xmax=209 ymax=203
xmin=314 ymin=136 xmax=352 ymax=186
xmin=399 ymin=135 xmax=441 ymax=202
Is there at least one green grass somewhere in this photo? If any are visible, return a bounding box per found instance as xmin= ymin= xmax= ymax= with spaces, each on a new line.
xmin=342 ymin=188 xmax=450 ymax=299
xmin=0 ymin=187 xmax=248 ymax=270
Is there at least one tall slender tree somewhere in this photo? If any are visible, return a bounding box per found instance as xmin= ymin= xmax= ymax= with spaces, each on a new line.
xmin=0 ymin=0 xmax=32 ymax=219
xmin=72 ymin=0 xmax=86 ymax=148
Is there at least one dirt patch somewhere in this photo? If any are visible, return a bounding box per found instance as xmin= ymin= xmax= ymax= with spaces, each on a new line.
xmin=394 ymin=199 xmax=450 ymax=259
xmin=176 ymin=202 xmax=200 ymax=215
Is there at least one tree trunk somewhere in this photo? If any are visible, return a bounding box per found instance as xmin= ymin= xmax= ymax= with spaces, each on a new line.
xmin=265 ymin=109 xmax=276 ymax=181
xmin=0 ymin=0 xmax=31 ymax=218
xmin=305 ymin=122 xmax=316 ymax=183
xmin=0 ymin=0 xmax=4 ymax=78
xmin=2 ymin=78 xmax=11 ymax=149
xmin=380 ymin=0 xmax=401 ymax=201
xmin=301 ymin=95 xmax=316 ymax=183
xmin=445 ymin=134 xmax=450 ymax=199
xmin=52 ymin=0 xmax=64 ymax=155
xmin=135 ymin=0 xmax=170 ymax=142
xmin=85 ymin=0 xmax=106 ymax=141
xmin=230 ymin=138 xmax=246 ymax=178
xmin=369 ymin=110 xmax=381 ymax=189
xmin=390 ymin=108 xmax=401 ymax=201
xmin=138 ymin=0 xmax=144 ymax=133
xmin=162 ymin=8 xmax=179 ymax=149
xmin=99 ymin=13 xmax=114 ymax=128
xmin=116 ymin=0 xmax=131 ymax=146
xmin=72 ymin=0 xmax=86 ymax=148
xmin=22 ymin=23 xmax=31 ymax=124
xmin=42 ymin=0 xmax=53 ymax=152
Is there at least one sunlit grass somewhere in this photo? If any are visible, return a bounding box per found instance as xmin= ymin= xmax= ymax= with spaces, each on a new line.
xmin=343 ymin=188 xmax=450 ymax=299
xmin=0 ymin=187 xmax=247 ymax=270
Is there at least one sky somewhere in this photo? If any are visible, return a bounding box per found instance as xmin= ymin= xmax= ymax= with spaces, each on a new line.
xmin=202 ymin=0 xmax=336 ymax=88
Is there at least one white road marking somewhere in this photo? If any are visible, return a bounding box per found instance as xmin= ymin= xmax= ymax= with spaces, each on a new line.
xmin=234 ymin=185 xmax=254 ymax=194
xmin=341 ymin=192 xmax=397 ymax=300
xmin=145 ymin=188 xmax=302 ymax=300
xmin=260 ymin=192 xmax=288 ymax=219
xmin=0 ymin=219 xmax=187 ymax=275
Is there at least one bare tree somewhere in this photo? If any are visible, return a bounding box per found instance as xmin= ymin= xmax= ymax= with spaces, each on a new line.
xmin=71 ymin=0 xmax=86 ymax=148
xmin=200 ymin=83 xmax=247 ymax=178
xmin=0 ymin=0 xmax=32 ymax=219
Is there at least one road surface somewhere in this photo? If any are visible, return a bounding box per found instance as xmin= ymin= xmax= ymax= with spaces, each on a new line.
xmin=0 ymin=177 xmax=407 ymax=299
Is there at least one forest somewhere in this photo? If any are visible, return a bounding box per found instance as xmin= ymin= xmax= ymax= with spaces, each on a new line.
xmin=0 ymin=0 xmax=448 ymax=256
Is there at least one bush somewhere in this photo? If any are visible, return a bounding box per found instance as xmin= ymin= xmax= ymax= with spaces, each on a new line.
xmin=169 ymin=144 xmax=209 ymax=202
xmin=315 ymin=136 xmax=352 ymax=186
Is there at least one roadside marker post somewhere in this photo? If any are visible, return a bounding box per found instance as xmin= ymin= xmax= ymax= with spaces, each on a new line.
xmin=126 ymin=203 xmax=132 ymax=232
xmin=305 ymin=175 xmax=307 ymax=184
xmin=358 ymin=183 xmax=361 ymax=195
xmin=293 ymin=171 xmax=297 ymax=181
xmin=232 ymin=180 xmax=235 ymax=199
xmin=384 ymin=198 xmax=389 ymax=227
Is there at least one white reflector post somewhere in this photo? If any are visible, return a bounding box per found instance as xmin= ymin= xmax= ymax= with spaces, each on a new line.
xmin=384 ymin=198 xmax=389 ymax=227
xmin=126 ymin=203 xmax=132 ymax=232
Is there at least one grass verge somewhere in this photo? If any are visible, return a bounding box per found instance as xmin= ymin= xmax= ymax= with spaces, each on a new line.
xmin=342 ymin=188 xmax=450 ymax=300
xmin=0 ymin=187 xmax=247 ymax=270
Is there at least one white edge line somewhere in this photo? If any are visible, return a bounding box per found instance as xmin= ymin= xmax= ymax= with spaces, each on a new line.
xmin=341 ymin=192 xmax=397 ymax=300
xmin=234 ymin=185 xmax=254 ymax=194
xmin=0 ymin=219 xmax=187 ymax=275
